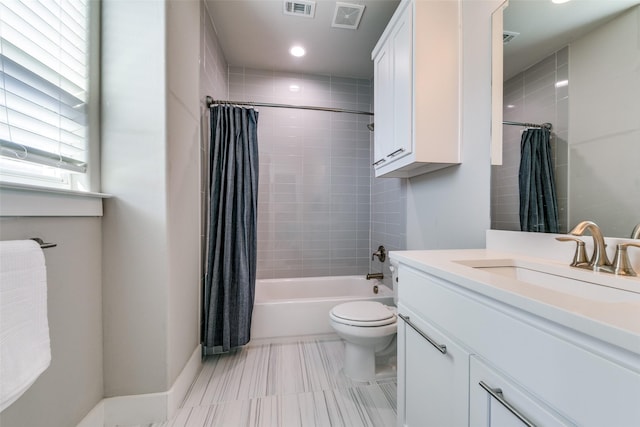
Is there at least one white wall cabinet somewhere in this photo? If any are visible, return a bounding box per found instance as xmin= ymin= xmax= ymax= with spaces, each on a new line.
xmin=372 ymin=0 xmax=460 ymax=178
xmin=396 ymin=263 xmax=640 ymax=427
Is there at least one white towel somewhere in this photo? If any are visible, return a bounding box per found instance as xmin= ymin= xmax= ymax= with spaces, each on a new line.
xmin=0 ymin=240 xmax=50 ymax=413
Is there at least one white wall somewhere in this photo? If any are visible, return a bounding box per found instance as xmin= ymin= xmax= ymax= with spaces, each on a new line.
xmin=0 ymin=217 xmax=103 ymax=427
xmin=568 ymin=5 xmax=640 ymax=238
xmin=101 ymin=0 xmax=170 ymax=396
xmin=101 ymin=0 xmax=203 ymax=397
xmin=166 ymin=0 xmax=202 ymax=391
xmin=405 ymin=0 xmax=501 ymax=250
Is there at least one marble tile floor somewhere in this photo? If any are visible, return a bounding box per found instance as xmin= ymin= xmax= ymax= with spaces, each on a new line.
xmin=128 ymin=337 xmax=397 ymax=427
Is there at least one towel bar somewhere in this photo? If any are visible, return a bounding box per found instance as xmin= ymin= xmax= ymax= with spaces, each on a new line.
xmin=30 ymin=238 xmax=57 ymax=249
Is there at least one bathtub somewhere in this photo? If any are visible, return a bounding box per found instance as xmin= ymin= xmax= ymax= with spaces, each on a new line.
xmin=250 ymin=275 xmax=394 ymax=340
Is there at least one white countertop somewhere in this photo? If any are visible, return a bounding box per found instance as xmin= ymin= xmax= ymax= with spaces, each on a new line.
xmin=390 ymin=249 xmax=640 ymax=355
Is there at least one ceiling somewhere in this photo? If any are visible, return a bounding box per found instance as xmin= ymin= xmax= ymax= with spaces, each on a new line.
xmin=205 ymin=0 xmax=400 ymax=79
xmin=205 ymin=0 xmax=639 ymax=82
xmin=503 ymin=0 xmax=640 ymax=80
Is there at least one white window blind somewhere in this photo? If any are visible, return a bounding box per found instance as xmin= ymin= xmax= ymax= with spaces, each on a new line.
xmin=0 ymin=0 xmax=90 ymax=190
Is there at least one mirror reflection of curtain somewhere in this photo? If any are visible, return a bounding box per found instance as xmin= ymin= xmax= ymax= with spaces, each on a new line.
xmin=519 ymin=128 xmax=559 ymax=233
xmin=202 ymin=105 xmax=259 ymax=355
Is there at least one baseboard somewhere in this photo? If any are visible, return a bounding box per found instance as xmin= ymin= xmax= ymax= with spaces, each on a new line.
xmin=76 ymin=345 xmax=202 ymax=427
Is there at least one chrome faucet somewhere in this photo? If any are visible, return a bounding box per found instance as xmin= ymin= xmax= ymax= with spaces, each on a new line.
xmin=558 ymin=221 xmax=640 ymax=275
xmin=568 ymin=221 xmax=612 ymax=272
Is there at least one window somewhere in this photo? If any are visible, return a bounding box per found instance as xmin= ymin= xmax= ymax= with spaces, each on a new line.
xmin=0 ymin=0 xmax=95 ymax=192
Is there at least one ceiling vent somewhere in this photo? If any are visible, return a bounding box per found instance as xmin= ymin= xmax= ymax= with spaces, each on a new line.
xmin=503 ymin=31 xmax=520 ymax=44
xmin=283 ymin=0 xmax=316 ymax=18
xmin=332 ymin=2 xmax=365 ymax=30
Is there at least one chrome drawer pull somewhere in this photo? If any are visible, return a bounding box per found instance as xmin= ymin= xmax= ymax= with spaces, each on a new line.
xmin=387 ymin=148 xmax=405 ymax=157
xmin=479 ymin=381 xmax=536 ymax=427
xmin=372 ymin=158 xmax=386 ymax=166
xmin=398 ymin=313 xmax=447 ymax=354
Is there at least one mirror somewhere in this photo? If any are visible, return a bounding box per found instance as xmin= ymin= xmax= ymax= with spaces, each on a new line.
xmin=490 ymin=0 xmax=640 ymax=238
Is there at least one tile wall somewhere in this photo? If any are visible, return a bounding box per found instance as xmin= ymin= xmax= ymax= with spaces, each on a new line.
xmin=228 ymin=68 xmax=373 ymax=279
xmin=371 ymin=173 xmax=406 ymax=288
xmin=491 ymin=47 xmax=569 ymax=233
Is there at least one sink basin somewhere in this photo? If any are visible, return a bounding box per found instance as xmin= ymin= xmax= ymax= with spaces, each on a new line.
xmin=454 ymin=259 xmax=640 ymax=302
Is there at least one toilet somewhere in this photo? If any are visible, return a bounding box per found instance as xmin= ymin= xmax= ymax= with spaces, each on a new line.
xmin=329 ymin=262 xmax=399 ymax=381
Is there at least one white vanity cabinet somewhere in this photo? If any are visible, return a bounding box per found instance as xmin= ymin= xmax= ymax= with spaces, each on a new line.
xmin=371 ymin=0 xmax=461 ymax=178
xmin=396 ymin=261 xmax=640 ymax=427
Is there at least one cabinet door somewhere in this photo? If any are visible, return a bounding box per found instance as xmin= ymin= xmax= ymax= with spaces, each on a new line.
xmin=398 ymin=307 xmax=469 ymax=427
xmin=389 ymin=3 xmax=412 ymax=162
xmin=373 ymin=41 xmax=392 ymax=168
xmin=470 ymin=356 xmax=575 ymax=427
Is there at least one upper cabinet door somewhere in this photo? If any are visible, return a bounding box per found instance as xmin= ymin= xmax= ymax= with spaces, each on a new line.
xmin=373 ymin=42 xmax=392 ymax=168
xmin=389 ymin=4 xmax=413 ymax=162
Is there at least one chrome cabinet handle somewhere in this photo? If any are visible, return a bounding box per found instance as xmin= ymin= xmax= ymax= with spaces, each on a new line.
xmin=479 ymin=381 xmax=536 ymax=427
xmin=372 ymin=158 xmax=386 ymax=166
xmin=398 ymin=313 xmax=447 ymax=354
xmin=387 ymin=148 xmax=405 ymax=158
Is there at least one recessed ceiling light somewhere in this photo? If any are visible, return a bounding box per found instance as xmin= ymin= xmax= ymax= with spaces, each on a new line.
xmin=551 ymin=0 xmax=571 ymax=4
xmin=290 ymin=45 xmax=306 ymax=57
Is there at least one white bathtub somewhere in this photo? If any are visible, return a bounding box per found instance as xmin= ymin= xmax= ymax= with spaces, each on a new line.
xmin=250 ymin=275 xmax=394 ymax=340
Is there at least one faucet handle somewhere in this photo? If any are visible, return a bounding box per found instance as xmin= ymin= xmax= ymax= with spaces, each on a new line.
xmin=555 ymin=236 xmax=589 ymax=267
xmin=611 ymin=242 xmax=640 ymax=277
xmin=372 ymin=245 xmax=386 ymax=262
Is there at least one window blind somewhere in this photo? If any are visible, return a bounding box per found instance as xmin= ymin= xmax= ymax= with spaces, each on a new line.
xmin=0 ymin=0 xmax=90 ymax=187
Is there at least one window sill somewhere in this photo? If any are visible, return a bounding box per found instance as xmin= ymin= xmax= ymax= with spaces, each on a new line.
xmin=0 ymin=183 xmax=112 ymax=217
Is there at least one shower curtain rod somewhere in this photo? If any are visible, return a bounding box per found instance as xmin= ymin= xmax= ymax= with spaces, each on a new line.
xmin=206 ymin=96 xmax=374 ymax=116
xmin=503 ymin=120 xmax=552 ymax=130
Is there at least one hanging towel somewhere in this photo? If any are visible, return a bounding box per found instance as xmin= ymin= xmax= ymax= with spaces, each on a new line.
xmin=0 ymin=240 xmax=50 ymax=412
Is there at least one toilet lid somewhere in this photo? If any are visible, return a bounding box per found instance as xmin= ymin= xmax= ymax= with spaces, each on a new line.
xmin=330 ymin=301 xmax=396 ymax=326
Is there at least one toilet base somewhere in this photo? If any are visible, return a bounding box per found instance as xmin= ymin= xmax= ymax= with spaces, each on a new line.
xmin=342 ymin=338 xmax=397 ymax=382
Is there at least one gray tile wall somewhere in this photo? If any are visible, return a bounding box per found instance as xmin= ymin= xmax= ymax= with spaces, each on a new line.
xmin=228 ymin=68 xmax=373 ymax=279
xmin=491 ymin=47 xmax=569 ymax=233
xmin=371 ymin=173 xmax=406 ymax=289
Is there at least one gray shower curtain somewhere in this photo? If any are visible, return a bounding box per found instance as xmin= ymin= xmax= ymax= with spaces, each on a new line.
xmin=202 ymin=104 xmax=259 ymax=355
xmin=519 ymin=128 xmax=559 ymax=233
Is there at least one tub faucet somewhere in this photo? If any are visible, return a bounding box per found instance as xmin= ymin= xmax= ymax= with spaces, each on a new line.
xmin=631 ymin=223 xmax=640 ymax=239
xmin=569 ymin=221 xmax=612 ymax=272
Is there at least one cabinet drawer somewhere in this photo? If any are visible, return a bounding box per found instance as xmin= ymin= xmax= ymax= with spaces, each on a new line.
xmin=470 ymin=356 xmax=574 ymax=426
xmin=398 ymin=264 xmax=640 ymax=426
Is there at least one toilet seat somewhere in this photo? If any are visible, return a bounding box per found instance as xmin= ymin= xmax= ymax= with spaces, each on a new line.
xmin=330 ymin=301 xmax=397 ymax=327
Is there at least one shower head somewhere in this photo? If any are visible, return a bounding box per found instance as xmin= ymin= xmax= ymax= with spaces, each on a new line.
xmin=366 ymin=123 xmax=374 ymax=131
